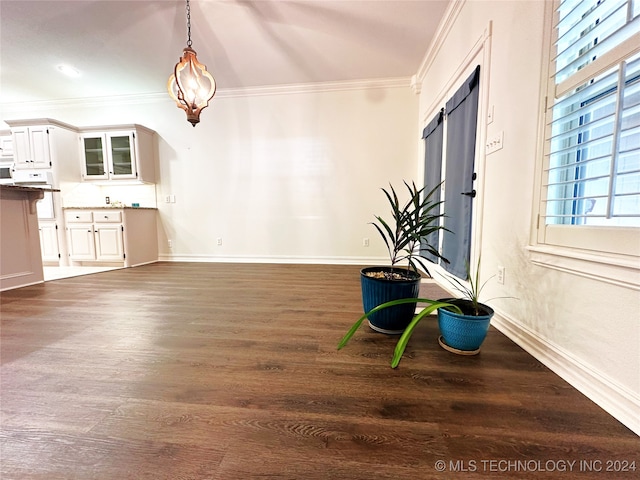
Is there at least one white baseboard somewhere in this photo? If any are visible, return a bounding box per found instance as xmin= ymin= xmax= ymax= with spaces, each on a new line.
xmin=157 ymin=253 xmax=387 ymax=265
xmin=491 ymin=311 xmax=640 ymax=437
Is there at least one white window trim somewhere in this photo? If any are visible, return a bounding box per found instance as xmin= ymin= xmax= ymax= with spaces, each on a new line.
xmin=527 ymin=244 xmax=640 ymax=290
xmin=530 ymin=0 xmax=640 ymax=289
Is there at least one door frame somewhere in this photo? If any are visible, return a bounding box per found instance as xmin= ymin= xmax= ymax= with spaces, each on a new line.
xmin=417 ymin=23 xmax=492 ymax=279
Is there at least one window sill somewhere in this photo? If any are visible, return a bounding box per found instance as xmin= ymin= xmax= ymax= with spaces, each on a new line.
xmin=527 ymin=245 xmax=640 ymax=290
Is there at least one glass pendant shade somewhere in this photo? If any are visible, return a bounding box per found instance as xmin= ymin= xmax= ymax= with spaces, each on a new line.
xmin=168 ymin=47 xmax=216 ymax=126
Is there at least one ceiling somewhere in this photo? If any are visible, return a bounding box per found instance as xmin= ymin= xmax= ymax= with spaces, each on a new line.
xmin=0 ymin=0 xmax=451 ymax=104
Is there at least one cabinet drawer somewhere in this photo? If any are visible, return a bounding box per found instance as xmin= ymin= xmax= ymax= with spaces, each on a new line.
xmin=65 ymin=211 xmax=93 ymax=223
xmin=94 ymin=211 xmax=122 ymax=223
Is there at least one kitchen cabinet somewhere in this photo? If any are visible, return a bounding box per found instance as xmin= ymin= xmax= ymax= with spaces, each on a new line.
xmin=94 ymin=215 xmax=125 ymax=262
xmin=12 ymin=126 xmax=51 ymax=169
xmin=80 ymin=125 xmax=156 ymax=183
xmin=0 ymin=131 xmax=13 ymax=158
xmin=39 ymin=221 xmax=61 ymax=263
xmin=5 ymin=119 xmax=80 ymax=181
xmin=66 ymin=223 xmax=96 ymax=261
xmin=66 ymin=210 xmax=124 ymax=262
xmin=64 ymin=208 xmax=157 ymax=267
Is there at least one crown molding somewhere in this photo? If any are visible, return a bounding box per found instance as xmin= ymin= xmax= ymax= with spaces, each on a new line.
xmin=0 ymin=77 xmax=414 ymax=112
xmin=216 ymin=77 xmax=412 ymax=98
xmin=416 ymin=0 xmax=466 ymax=84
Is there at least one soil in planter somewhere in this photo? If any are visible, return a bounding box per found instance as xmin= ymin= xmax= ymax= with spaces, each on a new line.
xmin=364 ymin=270 xmax=419 ymax=281
xmin=443 ymin=301 xmax=491 ymax=317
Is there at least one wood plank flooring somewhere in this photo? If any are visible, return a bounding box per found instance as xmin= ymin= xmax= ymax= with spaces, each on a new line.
xmin=1 ymin=262 xmax=638 ymax=479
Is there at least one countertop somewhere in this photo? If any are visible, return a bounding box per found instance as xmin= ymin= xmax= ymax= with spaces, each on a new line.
xmin=62 ymin=206 xmax=157 ymax=210
xmin=0 ymin=185 xmax=60 ymax=193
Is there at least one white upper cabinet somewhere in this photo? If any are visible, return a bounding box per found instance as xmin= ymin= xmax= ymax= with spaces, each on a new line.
xmin=12 ymin=125 xmax=52 ymax=169
xmin=80 ymin=125 xmax=156 ymax=184
xmin=5 ymin=119 xmax=81 ymax=183
xmin=0 ymin=131 xmax=13 ymax=158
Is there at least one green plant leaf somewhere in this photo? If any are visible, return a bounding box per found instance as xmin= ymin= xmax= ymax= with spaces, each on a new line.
xmin=371 ymin=220 xmax=392 ymax=257
xmin=369 ymin=179 xmax=449 ymax=273
xmin=337 ymin=298 xmax=462 ymax=353
xmin=337 ymin=297 xmax=429 ymax=350
xmin=390 ymin=300 xmax=458 ymax=368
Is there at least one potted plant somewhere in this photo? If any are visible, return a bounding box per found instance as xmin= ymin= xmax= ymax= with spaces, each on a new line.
xmin=360 ymin=180 xmax=447 ymax=334
xmin=338 ymin=258 xmax=501 ymax=367
xmin=436 ymin=259 xmax=495 ymax=355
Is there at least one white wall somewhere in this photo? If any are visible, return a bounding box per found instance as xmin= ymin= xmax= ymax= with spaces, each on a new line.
xmin=417 ymin=0 xmax=639 ymax=434
xmin=156 ymin=87 xmax=420 ymax=262
xmin=1 ymin=82 xmax=420 ymax=264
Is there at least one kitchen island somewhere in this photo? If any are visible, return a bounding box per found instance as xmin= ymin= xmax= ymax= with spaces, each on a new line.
xmin=0 ymin=185 xmax=59 ymax=291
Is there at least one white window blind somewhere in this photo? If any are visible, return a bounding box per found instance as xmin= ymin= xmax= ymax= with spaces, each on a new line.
xmin=543 ymin=0 xmax=640 ymax=231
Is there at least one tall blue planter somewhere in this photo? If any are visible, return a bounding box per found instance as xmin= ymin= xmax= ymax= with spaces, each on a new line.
xmin=361 ymin=267 xmax=421 ymax=334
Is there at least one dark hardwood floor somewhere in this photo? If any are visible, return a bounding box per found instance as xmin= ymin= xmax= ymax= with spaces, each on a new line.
xmin=1 ymin=263 xmax=638 ymax=479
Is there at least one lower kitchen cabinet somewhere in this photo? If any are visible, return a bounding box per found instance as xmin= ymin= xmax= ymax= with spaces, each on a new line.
xmin=66 ymin=222 xmax=97 ymax=260
xmin=64 ymin=208 xmax=157 ymax=267
xmin=39 ymin=221 xmax=61 ymax=263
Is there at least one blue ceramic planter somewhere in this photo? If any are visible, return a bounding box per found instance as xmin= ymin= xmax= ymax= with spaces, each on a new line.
xmin=361 ymin=267 xmax=421 ymax=334
xmin=437 ymin=298 xmax=494 ymax=352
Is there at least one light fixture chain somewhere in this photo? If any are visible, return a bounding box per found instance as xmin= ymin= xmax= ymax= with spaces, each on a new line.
xmin=186 ymin=0 xmax=192 ymax=47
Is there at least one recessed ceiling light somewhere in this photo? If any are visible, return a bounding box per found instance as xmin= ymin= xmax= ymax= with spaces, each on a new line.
xmin=56 ymin=64 xmax=80 ymax=78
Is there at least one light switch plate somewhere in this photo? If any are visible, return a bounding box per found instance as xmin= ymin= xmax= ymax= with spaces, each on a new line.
xmin=486 ymin=131 xmax=504 ymax=155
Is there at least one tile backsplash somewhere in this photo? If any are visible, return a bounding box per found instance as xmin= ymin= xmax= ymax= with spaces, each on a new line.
xmin=62 ymin=183 xmax=157 ymax=208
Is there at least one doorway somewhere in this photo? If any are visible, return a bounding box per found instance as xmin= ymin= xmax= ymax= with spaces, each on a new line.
xmin=422 ymin=66 xmax=481 ymax=279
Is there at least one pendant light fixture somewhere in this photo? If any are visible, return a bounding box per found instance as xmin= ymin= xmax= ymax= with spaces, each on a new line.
xmin=168 ymin=0 xmax=216 ymax=126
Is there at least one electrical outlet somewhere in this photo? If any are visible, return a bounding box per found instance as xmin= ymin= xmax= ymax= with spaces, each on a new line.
xmin=497 ymin=266 xmax=505 ymax=285
xmin=217 ymin=237 xmax=223 ymax=246
xmin=168 ymin=239 xmax=172 ymax=249
xmin=105 ymin=196 xmax=110 ymax=205
xmin=363 ymin=238 xmax=369 ymax=247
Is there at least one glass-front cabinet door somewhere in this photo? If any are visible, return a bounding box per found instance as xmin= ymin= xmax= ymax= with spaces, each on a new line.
xmin=81 ymin=135 xmax=107 ymax=179
xmin=81 ymin=131 xmax=137 ymax=180
xmin=107 ymin=132 xmax=136 ymax=179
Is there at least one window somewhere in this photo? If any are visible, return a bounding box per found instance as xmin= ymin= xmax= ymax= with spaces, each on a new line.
xmin=539 ymin=0 xmax=640 ymax=257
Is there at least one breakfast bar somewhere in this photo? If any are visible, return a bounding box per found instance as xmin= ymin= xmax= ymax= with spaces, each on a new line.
xmin=0 ymin=185 xmax=58 ymax=291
